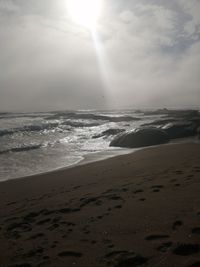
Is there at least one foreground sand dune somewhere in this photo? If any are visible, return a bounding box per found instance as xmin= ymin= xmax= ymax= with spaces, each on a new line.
xmin=0 ymin=143 xmax=200 ymax=267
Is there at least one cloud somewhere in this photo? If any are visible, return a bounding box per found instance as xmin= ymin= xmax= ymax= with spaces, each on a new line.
xmin=0 ymin=0 xmax=20 ymax=14
xmin=95 ymin=1 xmax=200 ymax=107
xmin=0 ymin=0 xmax=200 ymax=111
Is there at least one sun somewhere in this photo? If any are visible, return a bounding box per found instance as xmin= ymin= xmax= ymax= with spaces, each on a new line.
xmin=68 ymin=0 xmax=102 ymax=30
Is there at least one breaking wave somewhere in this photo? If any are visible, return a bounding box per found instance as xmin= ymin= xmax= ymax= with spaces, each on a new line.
xmin=0 ymin=123 xmax=61 ymax=137
xmin=45 ymin=112 xmax=141 ymax=122
xmin=0 ymin=144 xmax=42 ymax=155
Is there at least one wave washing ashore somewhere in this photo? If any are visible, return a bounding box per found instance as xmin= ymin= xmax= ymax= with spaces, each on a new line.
xmin=0 ymin=108 xmax=200 ymax=181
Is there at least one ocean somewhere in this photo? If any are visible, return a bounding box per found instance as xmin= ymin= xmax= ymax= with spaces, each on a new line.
xmin=0 ymin=109 xmax=180 ymax=181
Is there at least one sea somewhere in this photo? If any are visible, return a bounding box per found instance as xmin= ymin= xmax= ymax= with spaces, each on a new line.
xmin=0 ymin=109 xmax=187 ymax=181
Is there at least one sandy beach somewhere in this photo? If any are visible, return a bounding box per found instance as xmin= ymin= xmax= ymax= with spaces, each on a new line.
xmin=0 ymin=143 xmax=200 ymax=267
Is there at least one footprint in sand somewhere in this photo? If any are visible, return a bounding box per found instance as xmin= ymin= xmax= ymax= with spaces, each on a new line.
xmin=151 ymin=185 xmax=164 ymax=189
xmin=7 ymin=201 xmax=17 ymax=206
xmin=174 ymin=170 xmax=183 ymax=175
xmin=23 ymin=212 xmax=40 ymax=223
xmin=122 ymin=188 xmax=128 ymax=192
xmin=58 ymin=207 xmax=80 ymax=213
xmin=187 ymin=262 xmax=200 ymax=267
xmin=80 ymin=197 xmax=102 ymax=207
xmin=151 ymin=185 xmax=164 ymax=193
xmin=58 ymin=251 xmax=82 ymax=258
xmin=103 ymin=250 xmax=148 ymax=267
xmin=192 ymin=227 xmax=200 ymax=235
xmin=6 ymin=221 xmax=32 ymax=239
xmin=36 ymin=218 xmax=51 ymax=225
xmin=9 ymin=264 xmax=31 ymax=267
xmin=51 ymin=216 xmax=61 ymax=223
xmin=193 ymin=167 xmax=200 ymax=172
xmin=152 ymin=189 xmax=160 ymax=192
xmin=170 ymin=179 xmax=177 ymax=183
xmin=172 ymin=220 xmax=183 ymax=230
xmin=134 ymin=189 xmax=144 ymax=194
xmin=173 ymin=243 xmax=199 ymax=256
xmin=80 ymin=238 xmax=89 ymax=243
xmin=73 ymin=185 xmax=81 ymax=190
xmin=36 ymin=259 xmax=51 ymax=267
xmin=47 ymin=223 xmax=60 ymax=231
xmin=43 ymin=255 xmax=49 ymax=260
xmin=157 ymin=242 xmax=173 ymax=252
xmin=114 ymin=255 xmax=148 ymax=267
xmin=22 ymin=247 xmax=44 ymax=259
xmin=145 ymin=234 xmax=169 ymax=241
xmin=27 ymin=233 xmax=44 ymax=240
xmin=114 ymin=205 xmax=122 ymax=209
xmin=107 ymin=195 xmax=123 ymax=201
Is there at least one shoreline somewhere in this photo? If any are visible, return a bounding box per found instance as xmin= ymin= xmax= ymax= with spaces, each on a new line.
xmin=1 ymin=135 xmax=199 ymax=184
xmin=0 ymin=147 xmax=135 ymax=184
xmin=0 ymin=142 xmax=200 ymax=266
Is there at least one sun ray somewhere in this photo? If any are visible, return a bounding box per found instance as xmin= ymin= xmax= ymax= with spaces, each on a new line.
xmin=67 ymin=0 xmax=113 ymax=107
xmin=68 ymin=0 xmax=102 ymax=30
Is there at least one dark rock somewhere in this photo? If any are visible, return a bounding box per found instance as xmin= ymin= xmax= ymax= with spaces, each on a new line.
xmin=110 ymin=128 xmax=169 ymax=148
xmin=93 ymin=128 xmax=125 ymax=139
xmin=173 ymin=110 xmax=200 ymax=119
xmin=161 ymin=122 xmax=197 ymax=139
xmin=142 ymin=109 xmax=200 ymax=133
xmin=143 ymin=109 xmax=199 ymax=118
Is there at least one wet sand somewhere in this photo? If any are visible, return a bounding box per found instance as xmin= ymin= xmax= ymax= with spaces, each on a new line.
xmin=0 ymin=143 xmax=200 ymax=267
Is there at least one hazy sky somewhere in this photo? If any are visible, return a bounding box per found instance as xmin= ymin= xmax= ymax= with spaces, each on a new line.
xmin=0 ymin=0 xmax=200 ymax=111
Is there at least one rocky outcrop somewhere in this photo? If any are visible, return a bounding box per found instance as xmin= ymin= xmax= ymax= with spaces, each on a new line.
xmin=110 ymin=128 xmax=169 ymax=148
xmin=141 ymin=109 xmax=200 ymax=139
xmin=142 ymin=109 xmax=200 ymax=118
xmin=161 ymin=122 xmax=197 ymax=139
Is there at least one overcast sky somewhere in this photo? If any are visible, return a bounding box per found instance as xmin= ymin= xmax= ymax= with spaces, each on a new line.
xmin=0 ymin=0 xmax=200 ymax=111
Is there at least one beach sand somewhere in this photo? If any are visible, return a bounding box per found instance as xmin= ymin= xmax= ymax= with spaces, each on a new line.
xmin=0 ymin=143 xmax=200 ymax=267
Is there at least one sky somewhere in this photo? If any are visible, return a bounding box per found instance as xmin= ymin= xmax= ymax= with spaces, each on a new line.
xmin=0 ymin=0 xmax=200 ymax=111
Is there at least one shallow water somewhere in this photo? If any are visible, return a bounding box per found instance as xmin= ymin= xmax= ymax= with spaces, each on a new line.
xmin=0 ymin=110 xmax=175 ymax=181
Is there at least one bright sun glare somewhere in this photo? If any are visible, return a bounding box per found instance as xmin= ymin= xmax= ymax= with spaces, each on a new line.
xmin=68 ymin=0 xmax=102 ymax=30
